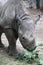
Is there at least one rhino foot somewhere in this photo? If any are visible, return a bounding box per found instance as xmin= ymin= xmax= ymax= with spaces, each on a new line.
xmin=7 ymin=46 xmax=18 ymax=56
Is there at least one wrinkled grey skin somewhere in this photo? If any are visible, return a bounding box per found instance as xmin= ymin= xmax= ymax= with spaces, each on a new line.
xmin=0 ymin=0 xmax=40 ymax=56
xmin=25 ymin=0 xmax=43 ymax=9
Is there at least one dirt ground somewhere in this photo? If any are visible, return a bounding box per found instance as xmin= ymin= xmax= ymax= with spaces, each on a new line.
xmin=0 ymin=8 xmax=43 ymax=65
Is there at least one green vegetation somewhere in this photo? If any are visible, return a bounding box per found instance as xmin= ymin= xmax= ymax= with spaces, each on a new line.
xmin=0 ymin=43 xmax=43 ymax=65
xmin=17 ymin=44 xmax=43 ymax=65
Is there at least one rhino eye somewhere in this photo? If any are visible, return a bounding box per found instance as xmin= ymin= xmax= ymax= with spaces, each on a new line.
xmin=30 ymin=34 xmax=33 ymax=37
xmin=22 ymin=36 xmax=26 ymax=40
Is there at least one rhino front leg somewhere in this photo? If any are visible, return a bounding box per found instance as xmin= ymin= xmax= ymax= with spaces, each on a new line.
xmin=5 ymin=28 xmax=17 ymax=56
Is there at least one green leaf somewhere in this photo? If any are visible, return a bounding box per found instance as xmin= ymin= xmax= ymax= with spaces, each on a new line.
xmin=27 ymin=59 xmax=33 ymax=64
xmin=39 ymin=58 xmax=43 ymax=65
xmin=16 ymin=53 xmax=24 ymax=60
xmin=24 ymin=50 xmax=32 ymax=58
xmin=31 ymin=51 xmax=39 ymax=59
xmin=38 ymin=44 xmax=43 ymax=46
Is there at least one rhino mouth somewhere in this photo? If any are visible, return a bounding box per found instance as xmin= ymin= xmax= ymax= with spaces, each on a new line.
xmin=19 ymin=37 xmax=36 ymax=51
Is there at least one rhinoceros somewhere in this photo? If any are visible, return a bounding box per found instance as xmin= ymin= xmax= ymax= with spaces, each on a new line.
xmin=0 ymin=0 xmax=40 ymax=56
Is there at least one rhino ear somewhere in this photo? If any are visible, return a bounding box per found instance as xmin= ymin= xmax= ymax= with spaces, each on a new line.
xmin=34 ymin=15 xmax=40 ymax=24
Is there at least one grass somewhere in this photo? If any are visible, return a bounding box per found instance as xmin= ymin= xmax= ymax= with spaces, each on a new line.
xmin=0 ymin=53 xmax=29 ymax=65
xmin=0 ymin=51 xmax=43 ymax=65
xmin=0 ymin=53 xmax=38 ymax=65
xmin=0 ymin=43 xmax=43 ymax=65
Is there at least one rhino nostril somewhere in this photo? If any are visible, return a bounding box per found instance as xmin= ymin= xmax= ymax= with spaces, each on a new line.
xmin=22 ymin=37 xmax=25 ymax=40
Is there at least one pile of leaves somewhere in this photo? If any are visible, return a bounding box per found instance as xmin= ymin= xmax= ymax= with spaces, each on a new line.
xmin=16 ymin=44 xmax=43 ymax=65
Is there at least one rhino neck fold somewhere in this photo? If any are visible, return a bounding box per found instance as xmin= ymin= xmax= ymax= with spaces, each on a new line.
xmin=15 ymin=0 xmax=22 ymax=5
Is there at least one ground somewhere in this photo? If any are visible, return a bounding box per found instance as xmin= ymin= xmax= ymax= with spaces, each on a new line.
xmin=0 ymin=8 xmax=43 ymax=65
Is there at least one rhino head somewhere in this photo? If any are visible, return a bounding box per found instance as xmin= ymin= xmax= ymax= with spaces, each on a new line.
xmin=18 ymin=15 xmax=40 ymax=51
